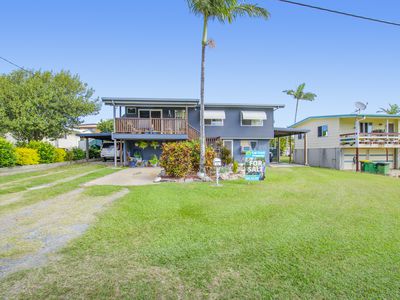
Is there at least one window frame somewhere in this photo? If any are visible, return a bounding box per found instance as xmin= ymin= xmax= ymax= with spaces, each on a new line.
xmin=126 ymin=107 xmax=136 ymax=115
xmin=240 ymin=118 xmax=263 ymax=127
xmin=205 ymin=118 xmax=224 ymax=126
xmin=317 ymin=125 xmax=328 ymax=137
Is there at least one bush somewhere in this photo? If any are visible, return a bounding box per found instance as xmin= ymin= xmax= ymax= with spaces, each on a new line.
xmin=65 ymin=150 xmax=74 ymax=161
xmin=232 ymin=160 xmax=239 ymax=173
xmin=160 ymin=141 xmax=216 ymax=178
xmin=89 ymin=147 xmax=100 ymax=159
xmin=54 ymin=148 xmax=67 ymax=162
xmin=27 ymin=141 xmax=56 ymax=164
xmin=220 ymin=146 xmax=233 ymax=166
xmin=15 ymin=147 xmax=40 ymax=165
xmin=72 ymin=147 xmax=85 ymax=161
xmin=0 ymin=138 xmax=17 ymax=167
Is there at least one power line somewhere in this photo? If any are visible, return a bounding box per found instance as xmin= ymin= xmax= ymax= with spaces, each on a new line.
xmin=0 ymin=56 xmax=33 ymax=74
xmin=278 ymin=0 xmax=400 ymax=27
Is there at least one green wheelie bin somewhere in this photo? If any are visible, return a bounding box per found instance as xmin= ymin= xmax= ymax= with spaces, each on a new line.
xmin=376 ymin=162 xmax=390 ymax=176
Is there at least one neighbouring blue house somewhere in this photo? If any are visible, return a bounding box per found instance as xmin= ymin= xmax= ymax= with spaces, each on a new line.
xmin=79 ymin=97 xmax=309 ymax=166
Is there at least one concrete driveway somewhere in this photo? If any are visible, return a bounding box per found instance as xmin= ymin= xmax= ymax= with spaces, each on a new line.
xmin=83 ymin=167 xmax=161 ymax=186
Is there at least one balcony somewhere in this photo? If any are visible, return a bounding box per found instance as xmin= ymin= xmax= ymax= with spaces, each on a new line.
xmin=340 ymin=132 xmax=400 ymax=148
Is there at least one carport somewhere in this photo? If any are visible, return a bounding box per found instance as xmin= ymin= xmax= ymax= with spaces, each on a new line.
xmin=274 ymin=127 xmax=310 ymax=165
xmin=77 ymin=132 xmax=113 ymax=161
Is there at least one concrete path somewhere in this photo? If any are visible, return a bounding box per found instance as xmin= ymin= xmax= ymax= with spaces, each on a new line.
xmin=83 ymin=167 xmax=162 ymax=186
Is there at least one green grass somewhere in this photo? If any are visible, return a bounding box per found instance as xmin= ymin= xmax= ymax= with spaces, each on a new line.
xmin=1 ymin=167 xmax=400 ymax=298
xmin=0 ymin=167 xmax=120 ymax=215
xmin=0 ymin=164 xmax=105 ymax=195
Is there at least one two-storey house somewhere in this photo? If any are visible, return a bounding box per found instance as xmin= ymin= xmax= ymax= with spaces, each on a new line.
xmin=291 ymin=114 xmax=400 ymax=171
xmin=100 ymin=97 xmax=284 ymax=165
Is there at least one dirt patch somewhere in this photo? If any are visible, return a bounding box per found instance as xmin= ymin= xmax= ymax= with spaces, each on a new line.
xmin=0 ymin=187 xmax=129 ymax=278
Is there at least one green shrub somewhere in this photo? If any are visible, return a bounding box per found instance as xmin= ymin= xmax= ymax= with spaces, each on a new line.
xmin=27 ymin=141 xmax=56 ymax=164
xmin=0 ymin=138 xmax=17 ymax=167
xmin=220 ymin=146 xmax=233 ymax=165
xmin=160 ymin=141 xmax=216 ymax=178
xmin=72 ymin=147 xmax=85 ymax=161
xmin=89 ymin=147 xmax=100 ymax=159
xmin=15 ymin=147 xmax=40 ymax=165
xmin=54 ymin=148 xmax=67 ymax=162
xmin=232 ymin=160 xmax=239 ymax=173
xmin=65 ymin=150 xmax=74 ymax=161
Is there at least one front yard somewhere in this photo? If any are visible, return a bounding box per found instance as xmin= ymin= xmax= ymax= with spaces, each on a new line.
xmin=1 ymin=166 xmax=400 ymax=298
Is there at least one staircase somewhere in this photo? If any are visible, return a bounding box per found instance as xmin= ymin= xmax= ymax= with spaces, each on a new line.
xmin=188 ymin=125 xmax=220 ymax=147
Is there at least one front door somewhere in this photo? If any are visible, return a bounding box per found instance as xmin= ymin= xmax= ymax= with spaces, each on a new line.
xmin=223 ymin=140 xmax=234 ymax=157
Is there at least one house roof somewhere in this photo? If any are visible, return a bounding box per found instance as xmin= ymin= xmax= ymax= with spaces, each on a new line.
xmin=101 ymin=97 xmax=284 ymax=109
xmin=290 ymin=114 xmax=400 ymax=128
xmin=274 ymin=127 xmax=310 ymax=138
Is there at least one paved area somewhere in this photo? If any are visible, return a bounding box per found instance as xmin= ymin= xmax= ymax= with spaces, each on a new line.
xmin=83 ymin=167 xmax=162 ymax=186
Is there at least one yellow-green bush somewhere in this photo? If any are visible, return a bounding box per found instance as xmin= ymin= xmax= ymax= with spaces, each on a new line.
xmin=15 ymin=147 xmax=40 ymax=165
xmin=54 ymin=148 xmax=67 ymax=162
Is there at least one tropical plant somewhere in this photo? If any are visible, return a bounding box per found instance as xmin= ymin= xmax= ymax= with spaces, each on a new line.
xmin=149 ymin=154 xmax=159 ymax=166
xmin=15 ymin=147 xmax=40 ymax=165
xmin=97 ymin=119 xmax=114 ymax=133
xmin=150 ymin=141 xmax=159 ymax=149
xmin=283 ymin=83 xmax=317 ymax=123
xmin=0 ymin=138 xmax=17 ymax=167
xmin=232 ymin=160 xmax=239 ymax=173
xmin=377 ymin=104 xmax=400 ymax=115
xmin=187 ymin=0 xmax=269 ymax=176
xmin=26 ymin=141 xmax=56 ymax=164
xmin=0 ymin=69 xmax=100 ymax=142
xmin=220 ymin=146 xmax=233 ymax=165
xmin=138 ymin=141 xmax=148 ymax=150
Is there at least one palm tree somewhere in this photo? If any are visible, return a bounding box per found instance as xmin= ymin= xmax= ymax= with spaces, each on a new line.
xmin=283 ymin=83 xmax=317 ymax=123
xmin=187 ymin=0 xmax=269 ymax=176
xmin=377 ymin=104 xmax=400 ymax=115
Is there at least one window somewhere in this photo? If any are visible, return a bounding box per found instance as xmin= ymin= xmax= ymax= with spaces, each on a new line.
xmin=138 ymin=109 xmax=162 ymax=118
xmin=205 ymin=119 xmax=224 ymax=126
xmin=388 ymin=123 xmax=395 ymax=133
xmin=223 ymin=140 xmax=233 ymax=156
xmin=126 ymin=107 xmax=136 ymax=115
xmin=360 ymin=122 xmax=372 ymax=134
xmin=318 ymin=125 xmax=328 ymax=137
xmin=175 ymin=110 xmax=186 ymax=119
xmin=298 ymin=134 xmax=303 ymax=140
xmin=250 ymin=141 xmax=258 ymax=150
xmin=241 ymin=119 xmax=263 ymax=126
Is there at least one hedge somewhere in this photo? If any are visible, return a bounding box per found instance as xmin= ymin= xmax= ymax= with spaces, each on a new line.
xmin=0 ymin=138 xmax=17 ymax=167
xmin=54 ymin=148 xmax=67 ymax=162
xmin=15 ymin=147 xmax=40 ymax=165
xmin=27 ymin=141 xmax=56 ymax=164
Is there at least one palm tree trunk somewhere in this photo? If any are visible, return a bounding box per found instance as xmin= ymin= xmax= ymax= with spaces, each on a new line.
xmin=294 ymin=98 xmax=300 ymax=123
xmin=199 ymin=15 xmax=208 ymax=176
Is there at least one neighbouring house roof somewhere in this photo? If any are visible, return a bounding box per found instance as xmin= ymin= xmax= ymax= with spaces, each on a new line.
xmin=76 ymin=132 xmax=112 ymax=140
xmin=290 ymin=114 xmax=400 ymax=128
xmin=274 ymin=127 xmax=310 ymax=138
xmin=102 ymin=97 xmax=285 ymax=109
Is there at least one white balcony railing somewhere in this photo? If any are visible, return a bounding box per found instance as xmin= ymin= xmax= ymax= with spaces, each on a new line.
xmin=340 ymin=132 xmax=400 ymax=147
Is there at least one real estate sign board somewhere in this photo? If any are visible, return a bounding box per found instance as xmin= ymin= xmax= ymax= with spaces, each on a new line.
xmin=244 ymin=151 xmax=266 ymax=181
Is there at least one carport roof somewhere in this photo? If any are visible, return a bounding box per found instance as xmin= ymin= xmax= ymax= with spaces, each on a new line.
xmin=77 ymin=132 xmax=112 ymax=140
xmin=274 ymin=127 xmax=310 ymax=138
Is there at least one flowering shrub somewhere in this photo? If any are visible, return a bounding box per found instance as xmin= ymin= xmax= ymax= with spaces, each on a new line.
xmin=15 ymin=147 xmax=40 ymax=165
xmin=54 ymin=148 xmax=67 ymax=162
xmin=71 ymin=147 xmax=85 ymax=160
xmin=27 ymin=141 xmax=56 ymax=163
xmin=160 ymin=141 xmax=216 ymax=177
xmin=0 ymin=138 xmax=17 ymax=167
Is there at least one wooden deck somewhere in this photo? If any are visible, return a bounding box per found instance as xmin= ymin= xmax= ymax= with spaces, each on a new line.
xmin=115 ymin=118 xmax=188 ymax=135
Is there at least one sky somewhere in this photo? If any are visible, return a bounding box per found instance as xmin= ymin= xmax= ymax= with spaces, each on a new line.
xmin=1 ymin=0 xmax=399 ymax=127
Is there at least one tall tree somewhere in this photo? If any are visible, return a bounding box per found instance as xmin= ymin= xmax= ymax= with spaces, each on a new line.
xmin=283 ymin=83 xmax=317 ymax=123
xmin=377 ymin=104 xmax=400 ymax=115
xmin=97 ymin=119 xmax=114 ymax=133
xmin=0 ymin=70 xmax=100 ymax=142
xmin=187 ymin=0 xmax=269 ymax=176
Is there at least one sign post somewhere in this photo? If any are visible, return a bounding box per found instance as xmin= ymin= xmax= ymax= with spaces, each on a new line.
xmin=244 ymin=151 xmax=266 ymax=181
xmin=213 ymin=158 xmax=222 ymax=186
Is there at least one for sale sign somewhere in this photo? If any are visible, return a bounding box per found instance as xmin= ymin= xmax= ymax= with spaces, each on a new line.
xmin=244 ymin=151 xmax=266 ymax=181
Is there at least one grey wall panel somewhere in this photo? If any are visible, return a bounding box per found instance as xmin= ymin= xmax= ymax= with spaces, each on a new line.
xmin=294 ymin=148 xmax=341 ymax=170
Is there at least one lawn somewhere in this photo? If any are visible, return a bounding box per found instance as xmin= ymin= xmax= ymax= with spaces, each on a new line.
xmin=1 ymin=167 xmax=400 ymax=298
